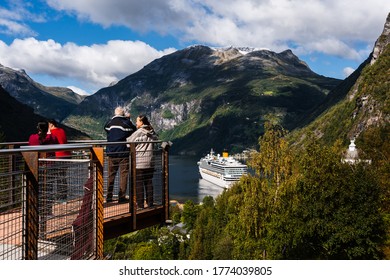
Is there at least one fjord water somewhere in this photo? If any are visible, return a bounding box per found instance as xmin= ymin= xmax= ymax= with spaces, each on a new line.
xmin=168 ymin=155 xmax=226 ymax=203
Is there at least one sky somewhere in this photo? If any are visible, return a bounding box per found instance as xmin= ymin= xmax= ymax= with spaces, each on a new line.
xmin=0 ymin=0 xmax=389 ymax=95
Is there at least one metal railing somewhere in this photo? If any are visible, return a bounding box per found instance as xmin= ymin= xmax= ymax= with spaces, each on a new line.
xmin=0 ymin=140 xmax=171 ymax=260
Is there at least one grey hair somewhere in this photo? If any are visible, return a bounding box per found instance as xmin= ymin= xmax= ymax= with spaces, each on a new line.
xmin=114 ymin=106 xmax=125 ymax=116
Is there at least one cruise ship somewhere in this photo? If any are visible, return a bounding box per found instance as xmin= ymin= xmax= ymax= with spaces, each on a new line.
xmin=197 ymin=149 xmax=248 ymax=188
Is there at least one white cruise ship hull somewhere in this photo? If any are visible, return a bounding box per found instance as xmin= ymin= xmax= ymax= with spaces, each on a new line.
xmin=198 ymin=167 xmax=233 ymax=188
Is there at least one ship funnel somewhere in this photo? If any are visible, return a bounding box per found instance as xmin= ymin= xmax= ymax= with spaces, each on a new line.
xmin=222 ymin=150 xmax=228 ymax=158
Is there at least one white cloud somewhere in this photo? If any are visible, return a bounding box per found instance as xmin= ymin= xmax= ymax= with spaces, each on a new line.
xmin=46 ymin=0 xmax=390 ymax=59
xmin=0 ymin=18 xmax=36 ymax=36
xmin=46 ymin=0 xmax=194 ymax=34
xmin=343 ymin=67 xmax=355 ymax=78
xmin=305 ymin=38 xmax=363 ymax=60
xmin=0 ymin=0 xmax=43 ymax=36
xmin=0 ymin=38 xmax=175 ymax=93
xmin=67 ymin=86 xmax=89 ymax=96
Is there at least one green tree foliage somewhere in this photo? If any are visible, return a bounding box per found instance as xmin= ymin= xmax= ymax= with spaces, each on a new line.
xmin=170 ymin=204 xmax=182 ymax=224
xmin=188 ymin=124 xmax=386 ymax=260
xmin=181 ymin=200 xmax=199 ymax=230
xmin=357 ymin=125 xmax=390 ymax=257
xmin=249 ymin=122 xmax=292 ymax=185
xmin=103 ymin=225 xmax=189 ymax=260
xmin=133 ymin=242 xmax=162 ymax=260
xmin=158 ymin=227 xmax=181 ymax=260
xmin=188 ymin=197 xmax=217 ymax=259
xmin=358 ymin=125 xmax=390 ymax=212
xmin=279 ymin=141 xmax=385 ymax=259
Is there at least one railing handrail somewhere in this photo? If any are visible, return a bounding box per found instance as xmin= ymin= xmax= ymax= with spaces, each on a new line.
xmin=0 ymin=144 xmax=94 ymax=154
xmin=0 ymin=141 xmax=29 ymax=145
xmin=0 ymin=140 xmax=166 ymax=154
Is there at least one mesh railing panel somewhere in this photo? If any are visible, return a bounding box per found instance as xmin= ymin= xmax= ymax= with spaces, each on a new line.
xmin=135 ymin=147 xmax=163 ymax=209
xmin=103 ymin=144 xmax=163 ymax=217
xmin=37 ymin=157 xmax=94 ymax=260
xmin=0 ymin=153 xmax=26 ymax=259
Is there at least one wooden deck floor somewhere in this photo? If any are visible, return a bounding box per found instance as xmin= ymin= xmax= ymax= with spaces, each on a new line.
xmin=0 ymin=199 xmax=161 ymax=246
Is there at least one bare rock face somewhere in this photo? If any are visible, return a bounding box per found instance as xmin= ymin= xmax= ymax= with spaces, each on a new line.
xmin=341 ymin=13 xmax=390 ymax=142
xmin=371 ymin=13 xmax=390 ymax=65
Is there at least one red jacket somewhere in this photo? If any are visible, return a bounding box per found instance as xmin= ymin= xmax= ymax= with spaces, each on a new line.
xmin=28 ymin=133 xmax=58 ymax=145
xmin=28 ymin=133 xmax=58 ymax=158
xmin=50 ymin=127 xmax=72 ymax=158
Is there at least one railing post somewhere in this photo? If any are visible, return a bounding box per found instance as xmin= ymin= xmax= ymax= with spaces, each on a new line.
xmin=21 ymin=151 xmax=39 ymax=260
xmin=92 ymin=147 xmax=104 ymax=259
xmin=8 ymin=152 xmax=16 ymax=209
xmin=161 ymin=142 xmax=172 ymax=222
xmin=130 ymin=143 xmax=137 ymax=230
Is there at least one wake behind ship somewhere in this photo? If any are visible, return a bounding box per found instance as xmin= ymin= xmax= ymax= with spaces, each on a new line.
xmin=197 ymin=149 xmax=247 ymax=188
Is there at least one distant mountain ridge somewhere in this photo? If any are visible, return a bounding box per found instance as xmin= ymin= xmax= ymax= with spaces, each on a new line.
xmin=64 ymin=45 xmax=341 ymax=154
xmin=0 ymin=64 xmax=85 ymax=121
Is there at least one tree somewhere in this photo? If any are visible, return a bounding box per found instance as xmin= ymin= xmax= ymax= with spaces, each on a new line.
xmin=235 ymin=122 xmax=293 ymax=259
xmin=133 ymin=242 xmax=162 ymax=260
xmin=170 ymin=204 xmax=182 ymax=224
xmin=158 ymin=227 xmax=181 ymax=260
xmin=181 ymin=200 xmax=199 ymax=230
xmin=190 ymin=122 xmax=294 ymax=259
xmin=248 ymin=122 xmax=293 ymax=205
xmin=275 ymin=141 xmax=385 ymax=259
xmin=188 ymin=196 xmax=219 ymax=259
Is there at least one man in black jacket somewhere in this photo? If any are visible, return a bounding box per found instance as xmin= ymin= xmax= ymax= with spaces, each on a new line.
xmin=104 ymin=106 xmax=136 ymax=203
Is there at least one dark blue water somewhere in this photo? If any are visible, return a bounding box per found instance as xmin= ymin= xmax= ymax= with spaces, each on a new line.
xmin=168 ymin=155 xmax=226 ymax=203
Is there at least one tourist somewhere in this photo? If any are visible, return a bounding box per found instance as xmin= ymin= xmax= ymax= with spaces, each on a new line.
xmin=48 ymin=119 xmax=71 ymax=200
xmin=28 ymin=120 xmax=58 ymax=217
xmin=29 ymin=120 xmax=58 ymax=147
xmin=127 ymin=115 xmax=158 ymax=209
xmin=104 ymin=106 xmax=136 ymax=203
xmin=48 ymin=119 xmax=71 ymax=158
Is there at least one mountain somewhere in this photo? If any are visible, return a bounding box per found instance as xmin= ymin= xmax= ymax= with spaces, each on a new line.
xmin=64 ymin=46 xmax=341 ymax=155
xmin=289 ymin=12 xmax=389 ymax=150
xmin=0 ymin=85 xmax=89 ymax=142
xmin=0 ymin=64 xmax=85 ymax=121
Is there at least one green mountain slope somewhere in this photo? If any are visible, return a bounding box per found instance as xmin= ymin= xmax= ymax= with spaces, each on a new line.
xmin=290 ymin=12 xmax=389 ymax=150
xmin=289 ymin=45 xmax=389 ymax=151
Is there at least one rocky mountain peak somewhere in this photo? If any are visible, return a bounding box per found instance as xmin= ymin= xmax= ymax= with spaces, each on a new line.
xmin=371 ymin=12 xmax=390 ymax=64
xmin=0 ymin=63 xmax=84 ymax=121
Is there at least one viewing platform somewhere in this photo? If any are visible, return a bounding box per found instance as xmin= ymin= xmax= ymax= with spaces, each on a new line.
xmin=0 ymin=140 xmax=171 ymax=260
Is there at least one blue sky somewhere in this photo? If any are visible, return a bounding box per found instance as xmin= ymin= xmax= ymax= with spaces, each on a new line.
xmin=0 ymin=0 xmax=389 ymax=95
